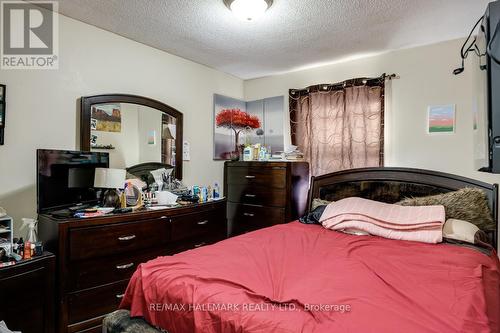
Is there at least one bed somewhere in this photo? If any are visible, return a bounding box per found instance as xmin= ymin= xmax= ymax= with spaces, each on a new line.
xmin=104 ymin=167 xmax=500 ymax=333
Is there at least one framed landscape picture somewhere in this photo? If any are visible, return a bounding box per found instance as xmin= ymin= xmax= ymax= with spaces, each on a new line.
xmin=428 ymin=105 xmax=455 ymax=134
xmin=91 ymin=103 xmax=122 ymax=132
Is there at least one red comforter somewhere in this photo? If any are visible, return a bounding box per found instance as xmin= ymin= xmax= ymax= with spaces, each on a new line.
xmin=121 ymin=222 xmax=500 ymax=333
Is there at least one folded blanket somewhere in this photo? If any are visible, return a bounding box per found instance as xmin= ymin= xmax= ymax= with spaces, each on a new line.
xmin=319 ymin=197 xmax=445 ymax=243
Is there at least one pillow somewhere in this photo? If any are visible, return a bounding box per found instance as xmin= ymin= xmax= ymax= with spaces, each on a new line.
xmin=443 ymin=219 xmax=483 ymax=244
xmin=311 ymin=198 xmax=333 ymax=210
xmin=299 ymin=205 xmax=327 ymax=225
xmin=442 ymin=219 xmax=492 ymax=254
xmin=340 ymin=228 xmax=371 ymax=236
xmin=396 ymin=188 xmax=495 ymax=230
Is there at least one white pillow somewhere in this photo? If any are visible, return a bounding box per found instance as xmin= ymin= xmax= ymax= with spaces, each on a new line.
xmin=340 ymin=228 xmax=371 ymax=236
xmin=443 ymin=219 xmax=480 ymax=244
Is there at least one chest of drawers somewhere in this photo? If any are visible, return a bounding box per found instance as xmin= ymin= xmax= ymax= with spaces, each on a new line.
xmin=0 ymin=253 xmax=55 ymax=333
xmin=224 ymin=161 xmax=309 ymax=235
xmin=38 ymin=200 xmax=226 ymax=333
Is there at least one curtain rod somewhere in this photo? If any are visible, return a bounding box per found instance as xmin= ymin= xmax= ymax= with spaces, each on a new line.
xmin=290 ymin=73 xmax=399 ymax=96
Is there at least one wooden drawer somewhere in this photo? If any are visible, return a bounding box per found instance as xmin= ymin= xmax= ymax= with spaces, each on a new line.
xmin=227 ymin=203 xmax=285 ymax=235
xmin=67 ymin=280 xmax=128 ymax=325
xmin=68 ymin=248 xmax=167 ymax=291
xmin=170 ymin=231 xmax=226 ymax=254
xmin=227 ymin=184 xmax=286 ymax=207
xmin=226 ymin=166 xmax=286 ymax=188
xmin=69 ymin=218 xmax=169 ymax=261
xmin=0 ymin=255 xmax=55 ymax=333
xmin=171 ymin=208 xmax=226 ymax=241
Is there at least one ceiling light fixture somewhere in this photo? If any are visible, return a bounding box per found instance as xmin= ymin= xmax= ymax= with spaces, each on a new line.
xmin=224 ymin=0 xmax=273 ymax=21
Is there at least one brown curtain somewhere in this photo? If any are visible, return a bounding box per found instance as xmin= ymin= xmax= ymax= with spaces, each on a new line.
xmin=290 ymin=78 xmax=384 ymax=176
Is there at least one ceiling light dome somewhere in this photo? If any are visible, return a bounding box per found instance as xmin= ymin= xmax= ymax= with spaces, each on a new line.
xmin=224 ymin=0 xmax=273 ymax=21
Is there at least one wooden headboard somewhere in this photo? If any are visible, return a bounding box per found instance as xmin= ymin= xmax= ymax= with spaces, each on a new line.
xmin=307 ymin=167 xmax=498 ymax=249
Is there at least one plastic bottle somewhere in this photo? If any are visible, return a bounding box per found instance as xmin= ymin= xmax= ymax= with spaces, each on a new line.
xmin=21 ymin=218 xmax=38 ymax=243
xmin=213 ymin=183 xmax=220 ymax=199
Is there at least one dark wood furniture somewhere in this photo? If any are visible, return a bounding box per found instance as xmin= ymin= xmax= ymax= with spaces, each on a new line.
xmin=307 ymin=167 xmax=498 ymax=249
xmin=80 ymin=94 xmax=184 ymax=179
xmin=0 ymin=84 xmax=5 ymax=145
xmin=39 ymin=200 xmax=227 ymax=333
xmin=224 ymin=161 xmax=309 ymax=235
xmin=0 ymin=252 xmax=55 ymax=333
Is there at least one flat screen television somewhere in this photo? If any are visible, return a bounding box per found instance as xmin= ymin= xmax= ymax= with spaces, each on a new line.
xmin=37 ymin=149 xmax=109 ymax=213
xmin=475 ymin=0 xmax=500 ymax=173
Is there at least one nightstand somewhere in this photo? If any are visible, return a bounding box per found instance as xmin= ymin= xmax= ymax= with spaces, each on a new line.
xmin=0 ymin=252 xmax=55 ymax=333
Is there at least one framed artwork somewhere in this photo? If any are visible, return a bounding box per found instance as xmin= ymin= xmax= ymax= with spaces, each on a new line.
xmin=427 ymin=105 xmax=455 ymax=134
xmin=213 ymin=94 xmax=284 ymax=160
xmin=91 ymin=103 xmax=122 ymax=132
xmin=0 ymin=84 xmax=5 ymax=145
xmin=147 ymin=130 xmax=156 ymax=145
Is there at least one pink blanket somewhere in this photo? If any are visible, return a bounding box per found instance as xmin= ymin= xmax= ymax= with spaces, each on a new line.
xmin=319 ymin=197 xmax=445 ymax=243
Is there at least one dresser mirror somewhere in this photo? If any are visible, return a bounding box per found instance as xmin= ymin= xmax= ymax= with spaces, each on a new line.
xmin=80 ymin=94 xmax=183 ymax=179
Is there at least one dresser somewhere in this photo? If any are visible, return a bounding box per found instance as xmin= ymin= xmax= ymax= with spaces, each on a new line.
xmin=225 ymin=161 xmax=309 ymax=235
xmin=0 ymin=252 xmax=55 ymax=333
xmin=38 ymin=200 xmax=226 ymax=333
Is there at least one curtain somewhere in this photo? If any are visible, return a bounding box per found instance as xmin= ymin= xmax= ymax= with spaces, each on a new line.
xmin=290 ymin=78 xmax=384 ymax=176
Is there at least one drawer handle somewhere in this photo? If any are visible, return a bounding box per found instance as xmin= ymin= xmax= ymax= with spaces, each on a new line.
xmin=243 ymin=213 xmax=255 ymax=217
xmin=160 ymin=216 xmax=168 ymax=219
xmin=116 ymin=293 xmax=125 ymax=299
xmin=245 ymin=175 xmax=256 ymax=179
xmin=197 ymin=220 xmax=209 ymax=225
xmin=194 ymin=242 xmax=206 ymax=248
xmin=244 ymin=194 xmax=256 ymax=198
xmin=116 ymin=263 xmax=135 ymax=270
xmin=118 ymin=235 xmax=136 ymax=241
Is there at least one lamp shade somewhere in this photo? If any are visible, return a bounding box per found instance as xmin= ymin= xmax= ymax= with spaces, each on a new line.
xmin=94 ymin=168 xmax=126 ymax=189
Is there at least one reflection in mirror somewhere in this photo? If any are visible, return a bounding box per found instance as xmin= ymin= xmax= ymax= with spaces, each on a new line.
xmin=90 ymin=103 xmax=177 ymax=171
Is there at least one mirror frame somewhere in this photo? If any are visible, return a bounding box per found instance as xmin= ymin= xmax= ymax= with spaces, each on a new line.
xmin=80 ymin=94 xmax=184 ymax=180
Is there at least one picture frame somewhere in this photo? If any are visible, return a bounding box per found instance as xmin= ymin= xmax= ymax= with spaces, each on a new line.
xmin=0 ymin=84 xmax=6 ymax=145
xmin=427 ymin=105 xmax=455 ymax=134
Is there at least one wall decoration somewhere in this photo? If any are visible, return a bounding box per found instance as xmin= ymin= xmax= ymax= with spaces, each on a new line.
xmin=0 ymin=84 xmax=5 ymax=145
xmin=428 ymin=105 xmax=455 ymax=134
xmin=213 ymin=94 xmax=284 ymax=160
xmin=147 ymin=130 xmax=156 ymax=145
xmin=91 ymin=103 xmax=122 ymax=132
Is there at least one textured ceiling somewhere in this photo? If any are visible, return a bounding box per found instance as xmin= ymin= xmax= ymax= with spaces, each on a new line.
xmin=54 ymin=0 xmax=490 ymax=79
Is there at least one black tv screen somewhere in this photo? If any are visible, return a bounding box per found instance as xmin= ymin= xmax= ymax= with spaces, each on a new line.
xmin=37 ymin=149 xmax=109 ymax=213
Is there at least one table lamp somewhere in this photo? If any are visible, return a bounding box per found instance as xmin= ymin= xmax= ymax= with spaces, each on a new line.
xmin=94 ymin=168 xmax=126 ymax=208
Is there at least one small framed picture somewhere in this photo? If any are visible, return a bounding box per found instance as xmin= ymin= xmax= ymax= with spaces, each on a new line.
xmin=428 ymin=105 xmax=455 ymax=134
xmin=147 ymin=130 xmax=156 ymax=145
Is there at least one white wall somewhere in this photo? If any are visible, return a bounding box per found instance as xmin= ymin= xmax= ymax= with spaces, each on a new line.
xmin=0 ymin=14 xmax=243 ymax=235
xmin=137 ymin=105 xmax=163 ymax=163
xmin=244 ymin=39 xmax=500 ymax=248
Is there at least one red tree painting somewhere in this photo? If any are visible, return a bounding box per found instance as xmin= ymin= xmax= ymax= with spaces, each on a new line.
xmin=216 ymin=108 xmax=261 ymax=152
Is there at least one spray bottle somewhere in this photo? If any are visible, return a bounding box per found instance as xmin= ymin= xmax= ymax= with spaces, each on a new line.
xmin=21 ymin=218 xmax=38 ymax=259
